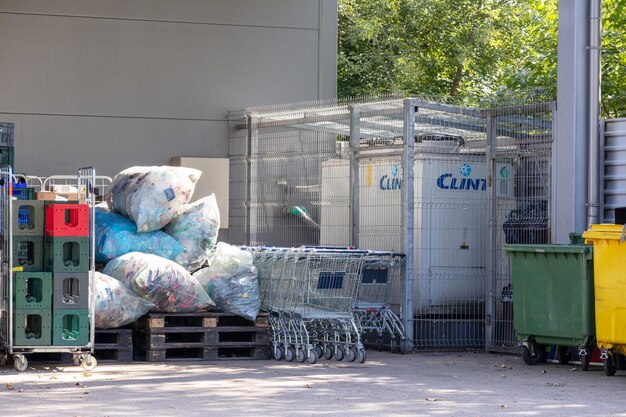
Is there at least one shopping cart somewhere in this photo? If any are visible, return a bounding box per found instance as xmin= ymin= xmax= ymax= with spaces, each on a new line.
xmin=244 ymin=246 xmax=366 ymax=364
xmin=353 ymin=252 xmax=406 ymax=351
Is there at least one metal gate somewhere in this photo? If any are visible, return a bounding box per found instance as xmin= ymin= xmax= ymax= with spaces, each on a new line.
xmin=229 ymin=97 xmax=555 ymax=351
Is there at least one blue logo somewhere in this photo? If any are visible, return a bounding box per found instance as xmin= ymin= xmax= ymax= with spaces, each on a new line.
xmin=379 ymin=164 xmax=401 ymax=191
xmin=436 ymin=163 xmax=486 ymax=191
xmin=460 ymin=163 xmax=472 ymax=177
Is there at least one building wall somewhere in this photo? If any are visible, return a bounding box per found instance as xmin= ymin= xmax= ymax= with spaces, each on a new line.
xmin=0 ymin=0 xmax=338 ymax=177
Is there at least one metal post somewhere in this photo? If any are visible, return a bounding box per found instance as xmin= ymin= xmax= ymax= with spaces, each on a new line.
xmin=401 ymin=99 xmax=415 ymax=351
xmin=587 ymin=0 xmax=602 ymax=228
xmin=484 ymin=112 xmax=497 ymax=350
xmin=245 ymin=113 xmax=258 ymax=246
xmin=349 ymin=105 xmax=360 ymax=249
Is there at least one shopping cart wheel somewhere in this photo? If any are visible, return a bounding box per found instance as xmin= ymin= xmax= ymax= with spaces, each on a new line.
xmin=346 ymin=347 xmax=357 ymax=363
xmin=13 ymin=355 xmax=28 ymax=372
xmin=296 ymin=349 xmax=306 ymax=363
xmin=81 ymin=355 xmax=97 ymax=372
xmin=273 ymin=346 xmax=284 ymax=361
xmin=357 ymin=348 xmax=367 ymax=364
xmin=334 ymin=346 xmax=345 ymax=361
xmin=315 ymin=345 xmax=323 ymax=360
xmin=285 ymin=347 xmax=295 ymax=362
xmin=604 ymin=354 xmax=617 ymax=377
xmin=323 ymin=345 xmax=333 ymax=360
xmin=522 ymin=343 xmax=545 ymax=365
xmin=307 ymin=350 xmax=318 ymax=365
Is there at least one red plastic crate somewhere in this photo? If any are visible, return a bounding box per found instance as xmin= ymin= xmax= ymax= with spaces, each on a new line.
xmin=45 ymin=204 xmax=89 ymax=237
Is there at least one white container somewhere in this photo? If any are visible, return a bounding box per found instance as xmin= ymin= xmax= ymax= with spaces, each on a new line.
xmin=320 ymin=153 xmax=514 ymax=315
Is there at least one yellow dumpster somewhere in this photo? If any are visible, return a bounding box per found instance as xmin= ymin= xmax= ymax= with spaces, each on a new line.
xmin=583 ymin=224 xmax=626 ymax=376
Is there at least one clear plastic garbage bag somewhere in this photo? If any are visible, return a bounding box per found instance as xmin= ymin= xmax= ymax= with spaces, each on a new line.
xmin=95 ymin=208 xmax=184 ymax=263
xmin=94 ymin=272 xmax=155 ymax=329
xmin=103 ymin=252 xmax=215 ymax=313
xmin=193 ymin=243 xmax=260 ymax=321
xmin=106 ymin=166 xmax=202 ymax=232
xmin=164 ymin=194 xmax=220 ymax=271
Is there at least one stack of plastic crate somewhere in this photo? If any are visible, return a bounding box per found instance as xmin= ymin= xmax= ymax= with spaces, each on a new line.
xmin=12 ymin=199 xmax=50 ymax=345
xmin=0 ymin=122 xmax=14 ymax=168
xmin=44 ymin=203 xmax=91 ymax=346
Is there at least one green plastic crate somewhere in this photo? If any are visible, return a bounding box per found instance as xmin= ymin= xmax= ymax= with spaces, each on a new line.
xmin=14 ymin=308 xmax=52 ymax=346
xmin=14 ymin=272 xmax=52 ymax=309
xmin=45 ymin=236 xmax=89 ymax=273
xmin=52 ymin=308 xmax=89 ymax=346
xmin=12 ymin=235 xmax=44 ymax=272
xmin=12 ymin=200 xmax=45 ymax=236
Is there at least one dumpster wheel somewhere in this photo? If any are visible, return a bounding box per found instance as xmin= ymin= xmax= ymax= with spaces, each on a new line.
xmin=604 ymin=353 xmax=617 ymax=377
xmin=522 ymin=343 xmax=545 ymax=365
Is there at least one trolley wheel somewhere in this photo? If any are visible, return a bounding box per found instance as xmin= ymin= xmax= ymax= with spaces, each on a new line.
xmin=334 ymin=346 xmax=345 ymax=361
xmin=323 ymin=345 xmax=333 ymax=360
xmin=307 ymin=349 xmax=318 ymax=365
xmin=81 ymin=355 xmax=97 ymax=372
xmin=346 ymin=347 xmax=357 ymax=363
xmin=557 ymin=346 xmax=571 ymax=365
xmin=295 ymin=349 xmax=306 ymax=364
xmin=284 ymin=347 xmax=295 ymax=362
xmin=604 ymin=355 xmax=617 ymax=377
xmin=13 ymin=355 xmax=28 ymax=372
xmin=581 ymin=352 xmax=590 ymax=371
xmin=273 ymin=346 xmax=284 ymax=361
xmin=0 ymin=355 xmax=6 ymax=367
xmin=72 ymin=354 xmax=81 ymax=366
xmin=522 ymin=343 xmax=545 ymax=365
xmin=315 ymin=345 xmax=323 ymax=360
xmin=357 ymin=348 xmax=367 ymax=364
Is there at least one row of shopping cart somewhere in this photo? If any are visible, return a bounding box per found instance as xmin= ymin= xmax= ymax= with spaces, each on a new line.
xmin=241 ymin=246 xmax=406 ymax=364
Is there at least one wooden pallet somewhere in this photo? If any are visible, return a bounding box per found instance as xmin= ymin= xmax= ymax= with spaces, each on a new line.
xmin=94 ymin=328 xmax=133 ymax=362
xmin=133 ymin=312 xmax=270 ymax=362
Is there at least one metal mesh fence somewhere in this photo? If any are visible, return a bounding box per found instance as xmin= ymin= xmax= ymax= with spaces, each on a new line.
xmin=228 ymin=97 xmax=555 ymax=352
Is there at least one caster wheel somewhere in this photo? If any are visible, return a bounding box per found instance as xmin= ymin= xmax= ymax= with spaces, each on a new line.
xmin=81 ymin=355 xmax=97 ymax=372
xmin=273 ymin=346 xmax=284 ymax=361
xmin=522 ymin=343 xmax=545 ymax=365
xmin=358 ymin=348 xmax=367 ymax=364
xmin=334 ymin=346 xmax=345 ymax=361
xmin=604 ymin=355 xmax=617 ymax=376
xmin=14 ymin=355 xmax=28 ymax=372
xmin=346 ymin=347 xmax=357 ymax=363
xmin=285 ymin=347 xmax=295 ymax=362
xmin=0 ymin=355 xmax=7 ymax=367
xmin=307 ymin=350 xmax=318 ymax=365
xmin=581 ymin=353 xmax=590 ymax=371
xmin=315 ymin=345 xmax=323 ymax=359
xmin=296 ymin=349 xmax=306 ymax=363
xmin=323 ymin=346 xmax=333 ymax=360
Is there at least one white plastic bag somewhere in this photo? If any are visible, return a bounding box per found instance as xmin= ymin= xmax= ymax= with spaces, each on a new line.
xmin=164 ymin=194 xmax=220 ymax=271
xmin=103 ymin=252 xmax=215 ymax=313
xmin=106 ymin=166 xmax=202 ymax=232
xmin=94 ymin=272 xmax=155 ymax=329
xmin=193 ymin=243 xmax=260 ymax=321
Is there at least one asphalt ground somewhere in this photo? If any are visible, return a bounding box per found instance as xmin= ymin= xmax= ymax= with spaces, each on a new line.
xmin=1 ymin=350 xmax=625 ymax=417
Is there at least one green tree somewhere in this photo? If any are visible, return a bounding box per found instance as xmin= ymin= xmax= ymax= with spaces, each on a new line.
xmin=338 ymin=0 xmax=626 ymax=118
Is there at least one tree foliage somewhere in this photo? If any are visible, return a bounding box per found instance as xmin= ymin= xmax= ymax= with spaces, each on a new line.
xmin=338 ymin=0 xmax=626 ymax=118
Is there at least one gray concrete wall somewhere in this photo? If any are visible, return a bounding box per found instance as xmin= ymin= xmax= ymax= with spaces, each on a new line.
xmin=0 ymin=0 xmax=338 ymax=177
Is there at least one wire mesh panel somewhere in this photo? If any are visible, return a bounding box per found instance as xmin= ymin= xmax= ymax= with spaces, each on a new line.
xmin=229 ymin=97 xmax=555 ymax=352
xmin=485 ymin=103 xmax=555 ymax=353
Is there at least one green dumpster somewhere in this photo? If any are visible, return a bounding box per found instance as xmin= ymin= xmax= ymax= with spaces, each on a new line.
xmin=503 ymin=244 xmax=595 ymax=369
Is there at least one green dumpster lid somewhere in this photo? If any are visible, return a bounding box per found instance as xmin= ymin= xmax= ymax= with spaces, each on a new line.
xmin=502 ymin=244 xmax=592 ymax=254
xmin=582 ymin=224 xmax=626 ymax=241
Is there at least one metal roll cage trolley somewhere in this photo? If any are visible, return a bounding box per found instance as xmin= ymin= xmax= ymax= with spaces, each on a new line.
xmin=0 ymin=167 xmax=98 ymax=371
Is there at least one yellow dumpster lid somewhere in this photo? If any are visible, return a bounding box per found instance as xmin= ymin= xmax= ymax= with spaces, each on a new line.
xmin=582 ymin=224 xmax=626 ymax=241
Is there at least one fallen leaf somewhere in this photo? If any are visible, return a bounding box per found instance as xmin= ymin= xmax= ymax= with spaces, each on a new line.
xmin=569 ymin=367 xmax=578 ymax=372
xmin=18 ymin=389 xmax=24 ymax=393
xmin=500 ymin=364 xmax=507 ymax=368
xmin=425 ymin=397 xmax=441 ymax=402
xmin=541 ymin=370 xmax=547 ymax=374
xmin=6 ymin=383 xmax=14 ymax=390
xmin=50 ymin=376 xmax=57 ymax=380
xmin=305 ymin=384 xmax=312 ymax=389
xmin=82 ymin=372 xmax=91 ymax=378
xmin=83 ymin=391 xmax=89 ymax=395
xmin=501 ymin=375 xmax=507 ymax=378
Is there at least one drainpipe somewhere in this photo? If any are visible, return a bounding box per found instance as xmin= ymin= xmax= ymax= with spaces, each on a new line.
xmin=587 ymin=0 xmax=602 ymax=227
